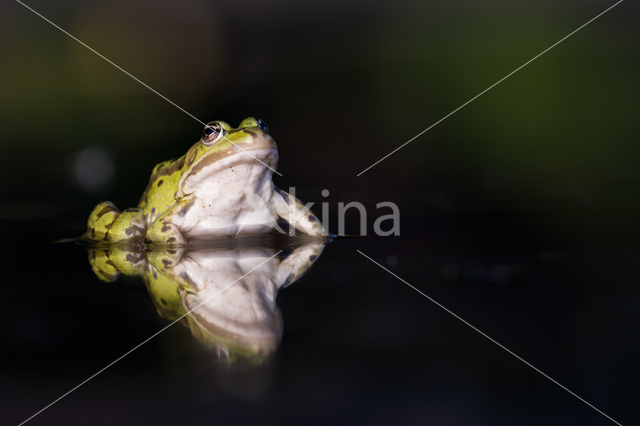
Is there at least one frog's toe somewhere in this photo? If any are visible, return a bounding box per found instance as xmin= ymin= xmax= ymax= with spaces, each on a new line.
xmin=146 ymin=220 xmax=186 ymax=245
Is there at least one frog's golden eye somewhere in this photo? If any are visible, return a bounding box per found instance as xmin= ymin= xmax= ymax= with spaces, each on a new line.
xmin=201 ymin=122 xmax=225 ymax=146
xmin=256 ymin=118 xmax=268 ymax=133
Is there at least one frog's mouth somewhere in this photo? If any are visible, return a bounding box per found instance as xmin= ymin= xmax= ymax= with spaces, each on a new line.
xmin=178 ymin=137 xmax=279 ymax=197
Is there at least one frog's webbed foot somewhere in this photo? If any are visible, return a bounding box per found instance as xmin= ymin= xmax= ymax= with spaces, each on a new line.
xmin=146 ymin=219 xmax=186 ymax=245
xmin=145 ymin=198 xmax=194 ymax=245
xmin=274 ymin=189 xmax=328 ymax=237
xmin=84 ymin=202 xmax=147 ymax=243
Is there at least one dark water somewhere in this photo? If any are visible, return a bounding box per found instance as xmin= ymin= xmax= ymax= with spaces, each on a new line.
xmin=2 ymin=213 xmax=639 ymax=426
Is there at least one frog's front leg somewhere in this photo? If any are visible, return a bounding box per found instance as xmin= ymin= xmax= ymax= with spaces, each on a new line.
xmin=277 ymin=240 xmax=326 ymax=289
xmin=274 ymin=189 xmax=328 ymax=237
xmin=85 ymin=201 xmax=146 ymax=242
xmin=145 ymin=197 xmax=196 ymax=245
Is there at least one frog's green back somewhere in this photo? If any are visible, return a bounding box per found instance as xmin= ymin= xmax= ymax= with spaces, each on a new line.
xmin=138 ymin=156 xmax=186 ymax=225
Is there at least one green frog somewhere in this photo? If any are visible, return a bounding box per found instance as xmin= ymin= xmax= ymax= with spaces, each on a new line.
xmin=84 ymin=118 xmax=326 ymax=244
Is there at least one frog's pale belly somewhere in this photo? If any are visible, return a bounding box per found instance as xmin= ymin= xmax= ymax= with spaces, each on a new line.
xmin=182 ymin=199 xmax=281 ymax=237
xmin=180 ymin=161 xmax=282 ymax=237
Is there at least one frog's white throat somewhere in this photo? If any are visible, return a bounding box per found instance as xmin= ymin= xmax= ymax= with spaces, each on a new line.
xmin=179 ymin=148 xmax=279 ymax=210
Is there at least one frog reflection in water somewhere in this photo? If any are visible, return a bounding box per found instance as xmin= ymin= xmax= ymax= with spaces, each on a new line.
xmin=88 ymin=239 xmax=325 ymax=362
xmin=84 ymin=118 xmax=327 ymax=244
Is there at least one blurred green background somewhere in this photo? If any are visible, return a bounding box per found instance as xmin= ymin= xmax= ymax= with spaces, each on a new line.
xmin=0 ymin=0 xmax=638 ymax=238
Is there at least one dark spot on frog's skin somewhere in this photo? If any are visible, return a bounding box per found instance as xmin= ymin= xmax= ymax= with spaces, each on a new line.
xmin=310 ymin=255 xmax=318 ymax=262
xmin=162 ymin=259 xmax=171 ymax=267
xmin=157 ymin=179 xmax=164 ymax=187
xmin=105 ymin=259 xmax=115 ymax=267
xmin=237 ymin=280 xmax=251 ymax=291
xmin=178 ymin=197 xmax=196 ymax=218
xmin=187 ymin=149 xmax=197 ymax=166
xmin=161 ymin=222 xmax=170 ymax=232
xmin=137 ymin=157 xmax=186 ymax=206
xmin=161 ymin=298 xmax=167 ymax=305
xmin=180 ymin=271 xmax=197 ymax=287
xmin=126 ymin=253 xmax=145 ymax=264
xmin=156 ymin=157 xmax=185 ymax=178
xmin=308 ymin=215 xmax=317 ymax=222
xmin=152 ymin=268 xmax=158 ymax=280
xmin=167 ymin=237 xmax=176 ymax=243
xmin=167 ymin=249 xmax=176 ymax=254
xmin=125 ymin=224 xmax=145 ymax=236
xmin=96 ymin=204 xmax=118 ymax=219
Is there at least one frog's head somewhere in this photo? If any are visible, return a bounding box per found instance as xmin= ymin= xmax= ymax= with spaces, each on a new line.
xmin=178 ymin=117 xmax=278 ymax=198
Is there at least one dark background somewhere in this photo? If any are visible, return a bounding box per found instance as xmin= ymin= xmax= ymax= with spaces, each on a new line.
xmin=1 ymin=0 xmax=639 ymax=425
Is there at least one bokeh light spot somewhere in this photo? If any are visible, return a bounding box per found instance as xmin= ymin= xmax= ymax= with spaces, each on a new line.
xmin=73 ymin=147 xmax=115 ymax=194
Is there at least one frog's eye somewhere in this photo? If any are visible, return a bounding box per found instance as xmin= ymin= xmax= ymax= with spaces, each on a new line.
xmin=201 ymin=122 xmax=225 ymax=146
xmin=256 ymin=118 xmax=268 ymax=133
